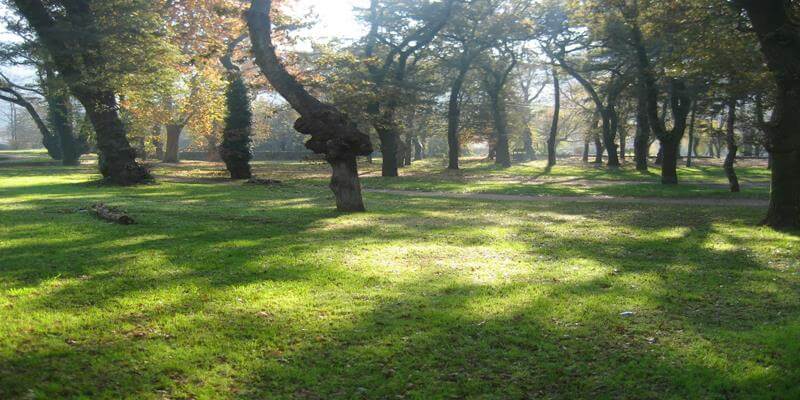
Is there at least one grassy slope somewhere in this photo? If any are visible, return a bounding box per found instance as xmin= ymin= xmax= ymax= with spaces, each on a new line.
xmin=1 ymin=162 xmax=798 ymax=399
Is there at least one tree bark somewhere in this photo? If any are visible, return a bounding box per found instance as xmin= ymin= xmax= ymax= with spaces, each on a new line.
xmin=447 ymin=65 xmax=468 ymax=170
xmin=724 ymin=99 xmax=740 ymax=192
xmin=737 ymin=1 xmax=800 ymax=227
xmin=83 ymin=90 xmax=150 ymax=184
xmin=247 ymin=0 xmax=373 ymax=212
xmin=163 ymin=124 xmax=183 ymax=163
xmin=547 ymin=68 xmax=560 ymax=168
xmin=661 ymin=137 xmax=679 ymax=184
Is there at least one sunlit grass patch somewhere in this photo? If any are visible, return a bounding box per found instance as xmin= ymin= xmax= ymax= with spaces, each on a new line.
xmin=0 ymin=162 xmax=797 ymax=399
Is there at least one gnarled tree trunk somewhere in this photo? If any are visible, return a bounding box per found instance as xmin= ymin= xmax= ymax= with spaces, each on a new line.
xmin=247 ymin=0 xmax=373 ymax=212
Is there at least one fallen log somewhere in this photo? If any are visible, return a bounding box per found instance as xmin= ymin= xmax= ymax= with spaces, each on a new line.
xmin=90 ymin=203 xmax=135 ymax=225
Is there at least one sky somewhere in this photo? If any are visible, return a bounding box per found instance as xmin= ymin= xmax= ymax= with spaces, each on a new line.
xmin=290 ymin=0 xmax=370 ymax=44
xmin=0 ymin=0 xmax=371 ymax=82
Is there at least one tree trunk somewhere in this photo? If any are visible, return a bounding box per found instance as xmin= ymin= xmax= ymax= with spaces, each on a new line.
xmin=329 ymin=156 xmax=366 ymax=212
xmin=523 ymin=126 xmax=535 ymax=161
xmin=634 ymin=83 xmax=650 ymax=172
xmin=447 ymin=67 xmax=468 ymax=170
xmin=490 ymin=92 xmax=511 ymax=168
xmin=12 ymin=0 xmax=148 ymax=184
xmin=602 ymin=108 xmax=621 ymax=167
xmin=163 ymin=124 xmax=183 ymax=163
xmin=593 ymin=134 xmax=604 ymax=164
xmin=661 ymin=138 xmax=679 ymax=184
xmin=762 ymin=150 xmax=800 ymax=228
xmin=413 ymin=136 xmax=423 ymax=160
xmin=655 ymin=146 xmax=663 ymax=165
xmin=247 ymin=0 xmax=373 ymax=211
xmin=686 ymin=102 xmax=697 ymax=168
xmin=81 ymin=91 xmax=150 ymax=185
xmin=547 ymin=68 xmax=560 ymax=168
xmin=724 ymin=99 xmax=740 ymax=192
xmin=377 ymin=125 xmax=399 ymax=177
xmin=403 ymin=134 xmax=413 ymax=166
xmin=48 ymin=89 xmax=80 ymax=166
xmin=582 ymin=139 xmax=590 ymax=163
xmin=152 ymin=125 xmax=164 ymax=160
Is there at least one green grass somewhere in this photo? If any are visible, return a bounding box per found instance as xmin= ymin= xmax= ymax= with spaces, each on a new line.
xmin=353 ymin=158 xmax=772 ymax=199
xmin=1 ymin=160 xmax=798 ymax=399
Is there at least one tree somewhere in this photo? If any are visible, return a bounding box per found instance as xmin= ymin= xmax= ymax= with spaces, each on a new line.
xmin=547 ymin=67 xmax=560 ymax=167
xmin=9 ymin=0 xmax=169 ymax=184
xmin=247 ymin=0 xmax=373 ymax=212
xmin=362 ymin=0 xmax=456 ymax=177
xmin=220 ymin=68 xmax=253 ymax=179
xmin=735 ymin=0 xmax=800 ymax=228
xmin=0 ymin=72 xmax=59 ymax=158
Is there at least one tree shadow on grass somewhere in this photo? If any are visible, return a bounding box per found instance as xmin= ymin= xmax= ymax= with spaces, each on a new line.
xmin=1 ymin=174 xmax=798 ymax=399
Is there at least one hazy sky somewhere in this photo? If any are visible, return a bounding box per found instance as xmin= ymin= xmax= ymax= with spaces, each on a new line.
xmin=0 ymin=0 xmax=371 ymax=81
xmin=291 ymin=0 xmax=370 ymax=43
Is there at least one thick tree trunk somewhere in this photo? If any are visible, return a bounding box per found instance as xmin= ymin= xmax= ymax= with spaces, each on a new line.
xmin=547 ymin=68 xmax=560 ymax=168
xmin=686 ymin=103 xmax=697 ymax=167
xmin=762 ymin=150 xmax=800 ymax=228
xmin=13 ymin=0 xmax=148 ymax=184
xmin=329 ymin=156 xmax=366 ymax=212
xmin=724 ymin=100 xmax=740 ymax=192
xmin=48 ymin=90 xmax=80 ymax=166
xmin=661 ymin=138 xmax=679 ymax=184
xmin=80 ymin=91 xmax=150 ymax=185
xmin=377 ymin=125 xmax=399 ymax=177
xmin=163 ymin=124 xmax=183 ymax=163
xmin=655 ymin=146 xmax=663 ymax=165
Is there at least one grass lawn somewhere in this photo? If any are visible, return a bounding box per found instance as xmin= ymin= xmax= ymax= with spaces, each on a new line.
xmin=145 ymin=157 xmax=773 ymax=200
xmin=1 ymin=158 xmax=798 ymax=399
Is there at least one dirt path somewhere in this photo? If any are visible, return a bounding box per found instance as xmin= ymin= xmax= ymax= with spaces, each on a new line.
xmin=364 ymin=188 xmax=769 ymax=208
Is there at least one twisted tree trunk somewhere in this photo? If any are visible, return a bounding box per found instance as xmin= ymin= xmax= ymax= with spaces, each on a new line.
xmin=247 ymin=0 xmax=372 ymax=212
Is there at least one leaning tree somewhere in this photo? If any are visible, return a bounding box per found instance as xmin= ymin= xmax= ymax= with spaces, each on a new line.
xmin=247 ymin=0 xmax=373 ymax=212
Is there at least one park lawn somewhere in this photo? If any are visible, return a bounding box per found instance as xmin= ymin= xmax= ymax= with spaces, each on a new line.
xmin=1 ymin=164 xmax=798 ymax=399
xmin=144 ymin=157 xmax=774 ymax=200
